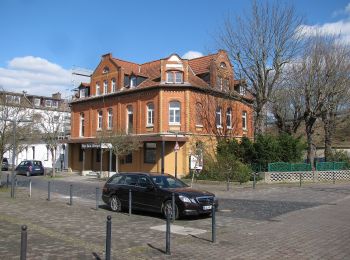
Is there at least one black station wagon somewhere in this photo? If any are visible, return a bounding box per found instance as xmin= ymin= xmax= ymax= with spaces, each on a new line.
xmin=102 ymin=172 xmax=218 ymax=219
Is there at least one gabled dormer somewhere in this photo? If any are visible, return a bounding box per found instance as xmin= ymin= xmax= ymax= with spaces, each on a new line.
xmin=160 ymin=54 xmax=189 ymax=84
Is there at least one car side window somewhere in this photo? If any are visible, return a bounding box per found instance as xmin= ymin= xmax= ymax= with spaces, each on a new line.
xmin=108 ymin=175 xmax=124 ymax=185
xmin=137 ymin=176 xmax=152 ymax=188
xmin=124 ymin=175 xmax=139 ymax=186
xmin=19 ymin=161 xmax=26 ymax=166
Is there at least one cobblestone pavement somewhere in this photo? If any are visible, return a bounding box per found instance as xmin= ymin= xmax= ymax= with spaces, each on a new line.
xmin=0 ymin=178 xmax=350 ymax=259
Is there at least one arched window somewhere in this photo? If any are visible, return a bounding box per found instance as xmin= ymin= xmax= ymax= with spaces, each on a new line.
xmin=169 ymin=101 xmax=181 ymax=125
xmin=103 ymin=80 xmax=108 ymax=94
xmin=111 ymin=79 xmax=116 ymax=92
xmin=196 ymin=103 xmax=203 ymax=126
xmin=166 ymin=71 xmax=183 ymax=83
xmin=220 ymin=62 xmax=226 ymax=68
xmin=80 ymin=113 xmax=85 ymax=137
xmin=127 ymin=105 xmax=133 ymax=133
xmin=97 ymin=110 xmax=103 ymax=130
xmin=103 ymin=66 xmax=110 ymax=74
xmin=216 ymin=107 xmax=222 ymax=128
xmin=147 ymin=103 xmax=154 ymax=126
xmin=226 ymin=108 xmax=232 ymax=129
xmin=107 ymin=109 xmax=113 ymax=129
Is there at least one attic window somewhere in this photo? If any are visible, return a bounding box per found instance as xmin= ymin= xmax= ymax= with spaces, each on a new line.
xmin=166 ymin=71 xmax=183 ymax=84
xmin=220 ymin=62 xmax=227 ymax=68
xmin=103 ymin=67 xmax=110 ymax=74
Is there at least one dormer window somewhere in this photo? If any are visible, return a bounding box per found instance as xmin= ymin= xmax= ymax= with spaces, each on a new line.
xmin=130 ymin=76 xmax=137 ymax=88
xmin=34 ymin=98 xmax=41 ymax=107
xmin=166 ymin=71 xmax=183 ymax=84
xmin=103 ymin=67 xmax=110 ymax=74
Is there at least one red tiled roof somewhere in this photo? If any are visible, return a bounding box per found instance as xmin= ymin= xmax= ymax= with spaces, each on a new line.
xmin=140 ymin=60 xmax=161 ymax=79
xmin=188 ymin=54 xmax=217 ymax=75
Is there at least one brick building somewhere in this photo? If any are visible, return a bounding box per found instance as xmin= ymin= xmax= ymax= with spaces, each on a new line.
xmin=68 ymin=50 xmax=254 ymax=177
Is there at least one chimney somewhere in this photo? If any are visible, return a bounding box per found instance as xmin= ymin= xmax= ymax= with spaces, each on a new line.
xmin=52 ymin=92 xmax=61 ymax=99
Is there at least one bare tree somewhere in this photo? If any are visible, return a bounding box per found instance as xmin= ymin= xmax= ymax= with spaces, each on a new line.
xmin=97 ymin=130 xmax=141 ymax=173
xmin=218 ymin=0 xmax=304 ymax=135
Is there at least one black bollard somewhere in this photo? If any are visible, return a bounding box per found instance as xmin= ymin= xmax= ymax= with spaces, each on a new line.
xmin=20 ymin=225 xmax=27 ymax=260
xmin=165 ymin=208 xmax=171 ymax=255
xmin=129 ymin=189 xmax=132 ymax=216
xmin=212 ymin=198 xmax=216 ymax=243
xmin=69 ymin=184 xmax=73 ymax=206
xmin=172 ymin=193 xmax=175 ymax=222
xmin=47 ymin=181 xmax=51 ymax=201
xmin=96 ymin=187 xmax=99 ymax=210
xmin=333 ymin=172 xmax=335 ymax=184
xmin=106 ymin=215 xmax=111 ymax=260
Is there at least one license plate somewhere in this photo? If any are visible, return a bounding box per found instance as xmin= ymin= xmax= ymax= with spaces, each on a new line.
xmin=203 ymin=205 xmax=212 ymax=210
xmin=35 ymin=168 xmax=40 ymax=171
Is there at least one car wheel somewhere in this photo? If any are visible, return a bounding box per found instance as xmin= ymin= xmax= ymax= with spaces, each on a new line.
xmin=110 ymin=195 xmax=122 ymax=212
xmin=163 ymin=200 xmax=179 ymax=220
xmin=26 ymin=171 xmax=31 ymax=177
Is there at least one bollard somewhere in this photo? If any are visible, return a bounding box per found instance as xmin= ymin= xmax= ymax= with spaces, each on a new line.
xmin=96 ymin=187 xmax=99 ymax=210
xmin=6 ymin=174 xmax=9 ymax=188
xmin=29 ymin=180 xmax=31 ymax=198
xmin=172 ymin=193 xmax=175 ymax=222
xmin=212 ymin=199 xmax=216 ymax=243
xmin=105 ymin=215 xmax=112 ymax=260
xmin=253 ymin=173 xmax=256 ymax=189
xmin=299 ymin=172 xmax=302 ymax=187
xmin=20 ymin=225 xmax=27 ymax=260
xmin=129 ymin=189 xmax=132 ymax=216
xmin=333 ymin=172 xmax=335 ymax=184
xmin=47 ymin=181 xmax=51 ymax=201
xmin=165 ymin=207 xmax=171 ymax=255
xmin=70 ymin=184 xmax=73 ymax=206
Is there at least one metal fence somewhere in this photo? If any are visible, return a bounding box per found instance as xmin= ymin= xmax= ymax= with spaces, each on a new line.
xmin=267 ymin=161 xmax=349 ymax=172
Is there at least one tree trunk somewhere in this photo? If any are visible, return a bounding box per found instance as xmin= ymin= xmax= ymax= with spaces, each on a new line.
xmin=51 ymin=148 xmax=55 ymax=178
xmin=226 ymin=177 xmax=230 ymax=191
xmin=115 ymin=154 xmax=119 ymax=173
xmin=305 ymin=121 xmax=316 ymax=170
xmin=254 ymin=110 xmax=265 ymax=136
xmin=323 ymin=111 xmax=336 ymax=161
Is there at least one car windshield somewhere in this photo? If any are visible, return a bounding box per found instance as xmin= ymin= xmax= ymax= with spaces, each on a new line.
xmin=151 ymin=176 xmax=188 ymax=189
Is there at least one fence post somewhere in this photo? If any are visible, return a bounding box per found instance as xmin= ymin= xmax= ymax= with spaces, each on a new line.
xmin=47 ymin=181 xmax=51 ymax=201
xmin=29 ymin=180 xmax=31 ymax=198
xmin=96 ymin=187 xmax=99 ymax=210
xmin=299 ymin=172 xmax=302 ymax=187
xmin=6 ymin=174 xmax=9 ymax=188
xmin=69 ymin=184 xmax=73 ymax=206
xmin=129 ymin=189 xmax=132 ymax=216
xmin=20 ymin=225 xmax=27 ymax=260
xmin=172 ymin=193 xmax=175 ymax=222
xmin=106 ymin=215 xmax=111 ymax=260
xmin=212 ymin=199 xmax=216 ymax=243
xmin=165 ymin=207 xmax=171 ymax=255
xmin=333 ymin=171 xmax=335 ymax=184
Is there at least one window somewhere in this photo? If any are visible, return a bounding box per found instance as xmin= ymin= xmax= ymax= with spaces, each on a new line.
xmin=103 ymin=80 xmax=108 ymax=94
xmin=166 ymin=71 xmax=183 ymax=83
xmin=52 ymin=100 xmax=58 ymax=108
xmin=125 ymin=153 xmax=132 ymax=164
xmin=216 ymin=107 xmax=222 ymax=128
xmin=144 ymin=142 xmax=156 ymax=163
xmin=220 ymin=62 xmax=227 ymax=68
xmin=196 ymin=103 xmax=203 ymax=126
xmin=223 ymin=79 xmax=229 ymax=91
xmin=103 ymin=66 xmax=110 ymax=74
xmin=45 ymin=100 xmax=52 ymax=107
xmin=97 ymin=110 xmax=103 ymax=130
xmin=96 ymin=149 xmax=101 ymax=162
xmin=34 ymin=98 xmax=41 ymax=107
xmin=226 ymin=108 xmax=232 ymax=129
xmin=127 ymin=105 xmax=133 ymax=134
xmin=96 ymin=83 xmax=100 ymax=96
xmin=107 ymin=109 xmax=113 ymax=129
xmin=130 ymin=76 xmax=137 ymax=88
xmin=80 ymin=88 xmax=86 ymax=98
xmin=217 ymin=76 xmax=223 ymax=90
xmin=137 ymin=176 xmax=153 ymax=188
xmin=111 ymin=79 xmax=116 ymax=92
xmin=169 ymin=101 xmax=180 ymax=125
xmin=6 ymin=95 xmax=20 ymax=104
xmin=242 ymin=111 xmax=247 ymax=130
xmin=80 ymin=113 xmax=85 ymax=137
xmin=147 ymin=103 xmax=154 ymax=126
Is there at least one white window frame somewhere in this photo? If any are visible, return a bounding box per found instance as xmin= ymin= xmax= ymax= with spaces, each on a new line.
xmin=80 ymin=113 xmax=85 ymax=137
xmin=130 ymin=76 xmax=137 ymax=88
xmin=226 ymin=108 xmax=232 ymax=129
xmin=166 ymin=71 xmax=183 ymax=84
xmin=126 ymin=105 xmax=133 ymax=134
xmin=45 ymin=100 xmax=52 ymax=107
xmin=97 ymin=110 xmax=103 ymax=130
xmin=216 ymin=107 xmax=222 ymax=128
xmin=107 ymin=109 xmax=113 ymax=129
xmin=242 ymin=111 xmax=247 ymax=130
xmin=147 ymin=103 xmax=154 ymax=126
xmin=111 ymin=79 xmax=116 ymax=92
xmin=34 ymin=98 xmax=41 ymax=107
xmin=96 ymin=83 xmax=100 ymax=96
xmin=103 ymin=80 xmax=108 ymax=94
xmin=169 ymin=101 xmax=180 ymax=125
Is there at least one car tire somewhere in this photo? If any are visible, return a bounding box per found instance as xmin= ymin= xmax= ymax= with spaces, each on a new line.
xmin=110 ymin=195 xmax=122 ymax=212
xmin=26 ymin=171 xmax=31 ymax=177
xmin=163 ymin=200 xmax=179 ymax=220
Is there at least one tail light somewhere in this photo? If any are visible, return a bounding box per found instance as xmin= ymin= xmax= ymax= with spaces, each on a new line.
xmin=103 ymin=186 xmax=108 ymax=193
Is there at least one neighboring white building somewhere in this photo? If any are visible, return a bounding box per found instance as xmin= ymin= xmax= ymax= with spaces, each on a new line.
xmin=1 ymin=91 xmax=70 ymax=170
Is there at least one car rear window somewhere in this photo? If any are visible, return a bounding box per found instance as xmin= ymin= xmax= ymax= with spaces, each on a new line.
xmin=33 ymin=161 xmax=42 ymax=166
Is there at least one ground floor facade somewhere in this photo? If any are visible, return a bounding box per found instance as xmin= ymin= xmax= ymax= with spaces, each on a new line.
xmin=68 ymin=134 xmax=219 ymax=178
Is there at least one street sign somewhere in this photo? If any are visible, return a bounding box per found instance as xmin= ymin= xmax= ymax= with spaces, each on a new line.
xmin=174 ymin=142 xmax=179 ymax=152
xmin=190 ymin=154 xmax=203 ymax=170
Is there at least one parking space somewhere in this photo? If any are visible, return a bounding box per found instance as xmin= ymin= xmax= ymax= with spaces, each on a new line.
xmin=0 ymin=178 xmax=350 ymax=259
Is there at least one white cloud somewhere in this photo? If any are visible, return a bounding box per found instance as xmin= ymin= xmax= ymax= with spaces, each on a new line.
xmin=182 ymin=51 xmax=204 ymax=59
xmin=0 ymin=56 xmax=89 ymax=97
xmin=300 ymin=3 xmax=350 ymax=44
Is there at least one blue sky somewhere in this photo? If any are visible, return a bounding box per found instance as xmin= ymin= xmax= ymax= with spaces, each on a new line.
xmin=0 ymin=0 xmax=349 ymax=96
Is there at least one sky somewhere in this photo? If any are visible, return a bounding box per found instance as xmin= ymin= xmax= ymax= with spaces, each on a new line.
xmin=0 ymin=0 xmax=349 ymax=97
